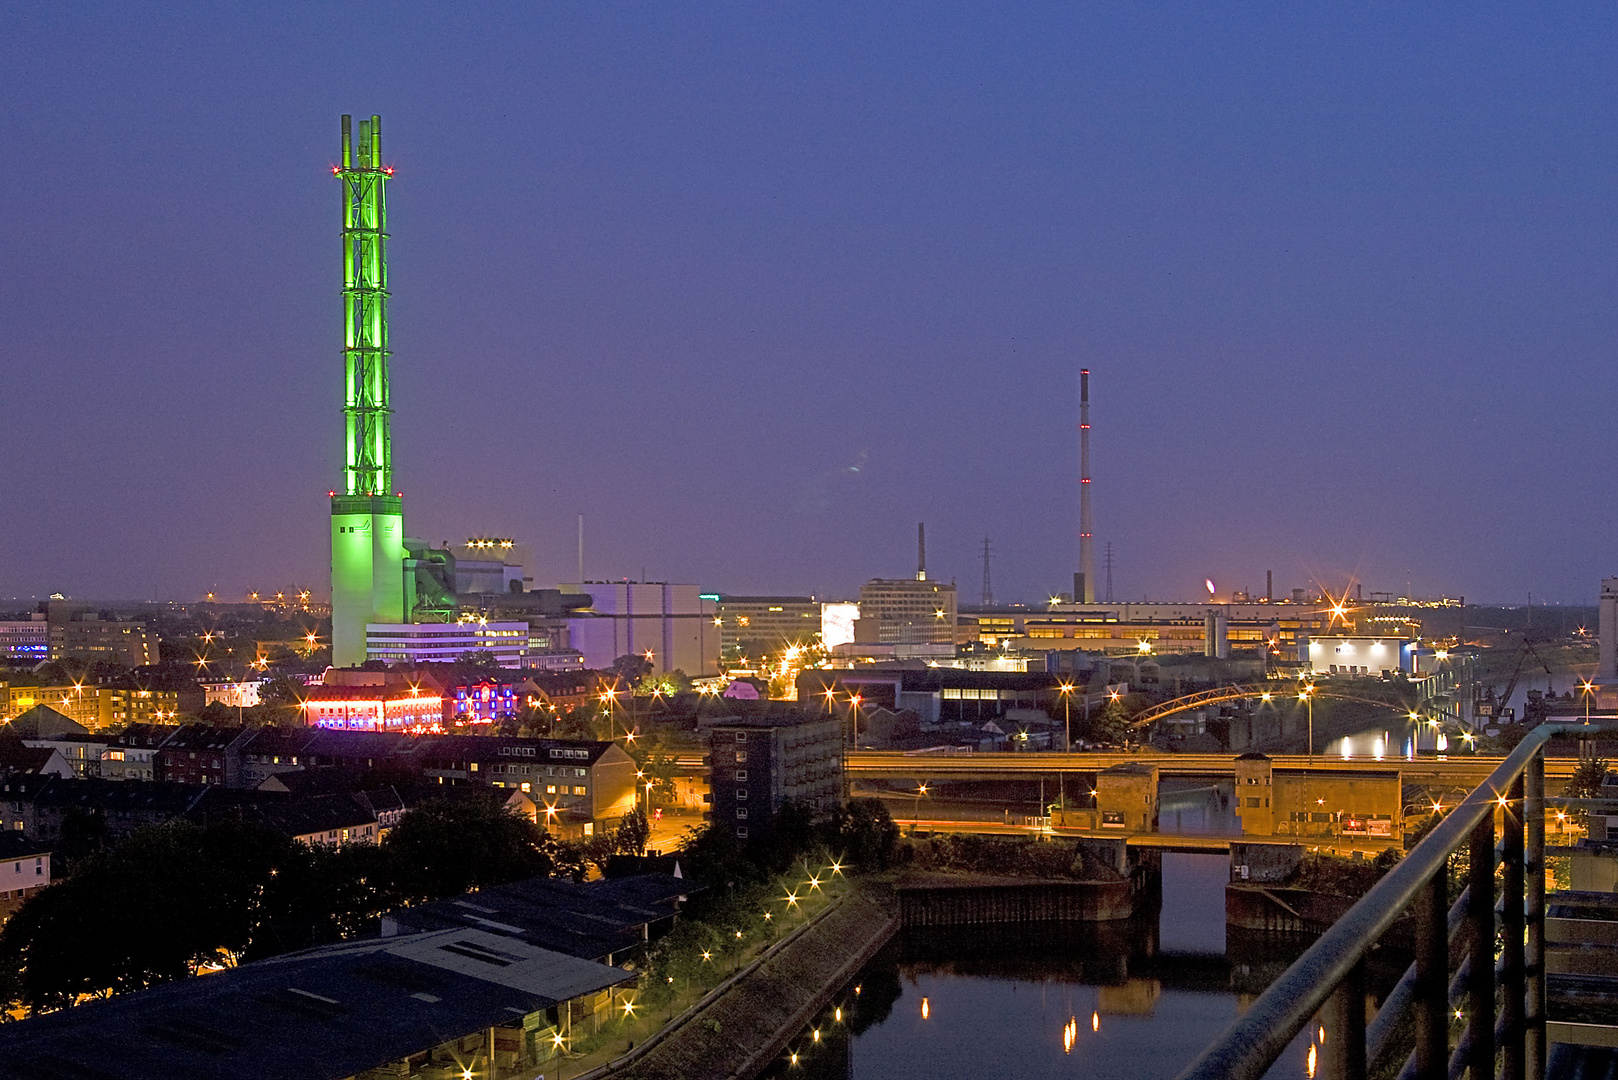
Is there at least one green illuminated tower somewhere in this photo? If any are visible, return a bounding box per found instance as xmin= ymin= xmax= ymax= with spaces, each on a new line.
xmin=330 ymin=113 xmax=405 ymax=667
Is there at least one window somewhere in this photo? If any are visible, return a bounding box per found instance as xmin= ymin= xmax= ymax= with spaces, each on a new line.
xmin=737 ymin=789 xmax=748 ymax=800
xmin=736 ymin=770 xmax=748 ymax=781
xmin=736 ymin=808 xmax=748 ymax=819
xmin=736 ymin=827 xmax=748 ymax=839
xmin=573 ymin=786 xmax=586 ymax=796
xmin=735 ymin=732 xmax=747 ymax=742
xmin=545 ymin=784 xmax=556 ymax=794
xmin=735 ymin=751 xmax=747 ymax=763
xmin=1246 ymin=797 xmax=1262 ymax=808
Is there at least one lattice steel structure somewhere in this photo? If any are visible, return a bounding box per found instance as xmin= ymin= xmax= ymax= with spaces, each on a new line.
xmin=330 ymin=114 xmax=405 ymax=667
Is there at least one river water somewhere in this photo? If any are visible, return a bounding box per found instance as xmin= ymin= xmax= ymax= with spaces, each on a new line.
xmin=760 ymin=851 xmax=1396 ymax=1080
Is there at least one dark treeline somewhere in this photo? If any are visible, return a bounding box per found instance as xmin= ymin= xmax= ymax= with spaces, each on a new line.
xmin=0 ymin=796 xmax=652 ymax=1014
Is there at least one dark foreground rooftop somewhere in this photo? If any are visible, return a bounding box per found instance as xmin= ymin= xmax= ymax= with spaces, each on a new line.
xmin=0 ymin=927 xmax=631 ymax=1080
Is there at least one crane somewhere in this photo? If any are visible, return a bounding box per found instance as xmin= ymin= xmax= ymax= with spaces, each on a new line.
xmin=1475 ymin=640 xmax=1554 ymax=724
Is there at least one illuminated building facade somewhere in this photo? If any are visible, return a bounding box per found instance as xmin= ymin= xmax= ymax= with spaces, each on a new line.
xmin=1303 ymin=635 xmax=1415 ymax=677
xmin=302 ymin=684 xmax=444 ymax=731
xmin=365 ymin=621 xmax=530 ymax=668
xmin=714 ymin=596 xmax=822 ymax=664
xmin=330 ymin=114 xmax=406 ymax=667
xmin=0 ymin=618 xmax=48 ymax=664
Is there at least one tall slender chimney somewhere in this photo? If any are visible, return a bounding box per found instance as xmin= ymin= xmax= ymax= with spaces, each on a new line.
xmin=1077 ymin=369 xmax=1095 ymax=602
xmin=917 ymin=523 xmax=927 ymax=581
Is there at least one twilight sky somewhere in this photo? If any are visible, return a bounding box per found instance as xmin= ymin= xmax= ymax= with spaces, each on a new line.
xmin=3 ymin=4 xmax=1616 ymax=606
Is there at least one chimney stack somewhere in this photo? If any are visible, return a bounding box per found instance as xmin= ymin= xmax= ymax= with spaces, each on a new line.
xmin=1077 ymin=368 xmax=1095 ymax=602
xmin=917 ymin=523 xmax=927 ymax=581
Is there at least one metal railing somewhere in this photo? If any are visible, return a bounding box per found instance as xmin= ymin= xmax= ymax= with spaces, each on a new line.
xmin=1176 ymin=723 xmax=1613 ymax=1080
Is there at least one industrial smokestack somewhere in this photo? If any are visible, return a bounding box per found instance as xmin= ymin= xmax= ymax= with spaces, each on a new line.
xmin=1077 ymin=368 xmax=1095 ymax=602
xmin=917 ymin=523 xmax=927 ymax=581
xmin=1266 ymin=570 xmax=1273 ymax=603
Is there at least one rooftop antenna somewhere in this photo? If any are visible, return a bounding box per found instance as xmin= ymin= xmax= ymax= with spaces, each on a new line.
xmin=917 ymin=523 xmax=927 ymax=581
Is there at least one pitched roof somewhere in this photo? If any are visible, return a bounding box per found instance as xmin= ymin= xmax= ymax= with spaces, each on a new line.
xmin=0 ymin=832 xmax=51 ymax=860
xmin=159 ymin=724 xmax=248 ymax=754
xmin=6 ymin=705 xmax=89 ymax=738
xmin=0 ymin=928 xmax=631 ymax=1080
xmin=381 ymin=872 xmax=697 ymax=963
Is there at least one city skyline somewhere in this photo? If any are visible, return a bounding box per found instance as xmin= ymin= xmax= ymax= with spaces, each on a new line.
xmin=5 ymin=6 xmax=1618 ymax=604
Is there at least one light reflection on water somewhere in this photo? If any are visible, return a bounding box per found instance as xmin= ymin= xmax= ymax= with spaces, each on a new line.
xmin=760 ymin=853 xmax=1389 ymax=1080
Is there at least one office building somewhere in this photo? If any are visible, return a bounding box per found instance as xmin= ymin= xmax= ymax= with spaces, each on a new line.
xmin=414 ymin=736 xmax=637 ymax=837
xmin=45 ymin=605 xmax=158 ymax=667
xmin=714 ymin=595 xmax=823 ymax=664
xmin=854 ymin=578 xmax=957 ymax=646
xmin=0 ymin=617 xmax=48 ymax=664
xmin=706 ymin=713 xmax=843 ymax=843
xmin=365 ymin=620 xmax=530 ymax=668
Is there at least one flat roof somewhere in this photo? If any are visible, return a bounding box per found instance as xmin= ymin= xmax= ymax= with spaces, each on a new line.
xmin=0 ymin=927 xmax=632 ymax=1080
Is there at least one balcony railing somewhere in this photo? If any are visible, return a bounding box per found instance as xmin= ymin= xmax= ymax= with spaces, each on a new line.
xmin=1176 ymin=722 xmax=1614 ymax=1080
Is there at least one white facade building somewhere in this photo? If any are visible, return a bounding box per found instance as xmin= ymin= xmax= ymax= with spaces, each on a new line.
xmin=366 ymin=621 xmax=530 ymax=668
xmin=1304 ymin=636 xmax=1415 ymax=676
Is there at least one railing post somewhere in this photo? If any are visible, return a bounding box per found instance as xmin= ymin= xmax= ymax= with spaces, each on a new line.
xmin=1524 ymin=753 xmax=1546 ymax=1080
xmin=1415 ymin=868 xmax=1448 ymax=1080
xmin=1502 ymin=773 xmax=1526 ymax=1080
xmin=1468 ymin=813 xmax=1495 ymax=1080
xmin=1325 ymin=957 xmax=1367 ymax=1080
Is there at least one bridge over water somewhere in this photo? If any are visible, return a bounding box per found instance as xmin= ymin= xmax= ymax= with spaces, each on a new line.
xmin=844 ymin=749 xmax=1584 ymax=784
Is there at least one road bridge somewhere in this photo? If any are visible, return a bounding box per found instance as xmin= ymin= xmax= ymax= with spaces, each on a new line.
xmin=846 ymin=749 xmax=1583 ymax=784
xmin=887 ymin=817 xmax=1407 ymax=855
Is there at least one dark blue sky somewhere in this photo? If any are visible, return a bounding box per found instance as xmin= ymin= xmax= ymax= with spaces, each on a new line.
xmin=3 ymin=4 xmax=1616 ymax=606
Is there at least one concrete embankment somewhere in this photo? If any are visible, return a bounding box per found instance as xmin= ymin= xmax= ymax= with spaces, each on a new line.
xmin=593 ymin=887 xmax=898 ymax=1080
xmin=896 ymin=873 xmax=1137 ymax=925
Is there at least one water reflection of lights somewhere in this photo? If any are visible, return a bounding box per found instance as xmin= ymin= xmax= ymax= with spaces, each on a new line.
xmin=1306 ymin=1041 xmax=1318 ymax=1078
xmin=1092 ymin=1011 xmax=1100 ymax=1032
xmin=1063 ymin=1015 xmax=1077 ymax=1053
xmin=921 ymin=997 xmax=930 ymax=1020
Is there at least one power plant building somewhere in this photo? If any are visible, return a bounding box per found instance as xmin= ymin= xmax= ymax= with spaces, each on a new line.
xmin=562 ymin=583 xmax=719 ymax=675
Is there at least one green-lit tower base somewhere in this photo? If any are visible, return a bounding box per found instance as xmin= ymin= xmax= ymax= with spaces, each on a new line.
xmin=330 ymin=113 xmax=404 ymax=667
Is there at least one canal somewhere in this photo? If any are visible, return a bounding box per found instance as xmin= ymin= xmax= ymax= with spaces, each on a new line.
xmin=760 ymin=852 xmax=1400 ymax=1080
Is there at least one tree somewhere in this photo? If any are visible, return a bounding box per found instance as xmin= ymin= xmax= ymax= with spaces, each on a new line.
xmin=614 ymin=807 xmax=650 ymax=857
xmin=1564 ymin=757 xmax=1610 ymax=829
xmin=381 ymin=798 xmax=552 ymax=900
xmin=826 ymin=798 xmax=899 ymax=872
xmin=608 ymin=654 xmax=653 ymax=686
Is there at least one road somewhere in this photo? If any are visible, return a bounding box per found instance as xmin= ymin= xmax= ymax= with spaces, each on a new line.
xmin=843 ymin=749 xmax=1584 ymax=784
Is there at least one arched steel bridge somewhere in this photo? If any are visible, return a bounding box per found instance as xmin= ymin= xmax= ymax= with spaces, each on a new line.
xmin=1128 ymin=682 xmax=1412 ymax=729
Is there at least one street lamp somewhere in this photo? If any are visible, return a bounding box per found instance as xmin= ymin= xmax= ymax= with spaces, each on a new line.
xmin=1581 ymin=680 xmax=1595 ymax=721
xmin=1058 ymin=683 xmax=1075 ymax=751
xmin=1299 ymin=684 xmax=1315 ymax=763
xmin=913 ymin=783 xmax=928 ymax=826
